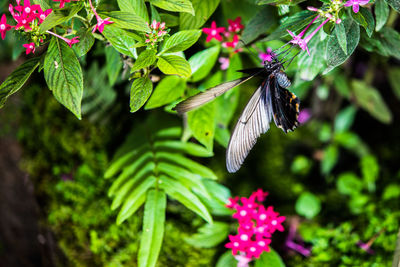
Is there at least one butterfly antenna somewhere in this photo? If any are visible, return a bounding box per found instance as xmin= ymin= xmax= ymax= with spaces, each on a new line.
xmin=239 ymin=39 xmax=262 ymax=64
xmin=281 ymin=50 xmax=300 ymax=68
xmin=272 ymin=41 xmax=291 ymax=55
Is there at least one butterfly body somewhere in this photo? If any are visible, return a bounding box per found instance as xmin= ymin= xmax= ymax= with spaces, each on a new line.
xmin=174 ymin=57 xmax=300 ymax=173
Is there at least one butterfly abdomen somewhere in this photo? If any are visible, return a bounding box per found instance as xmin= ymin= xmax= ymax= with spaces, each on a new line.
xmin=276 ymin=71 xmax=291 ymax=88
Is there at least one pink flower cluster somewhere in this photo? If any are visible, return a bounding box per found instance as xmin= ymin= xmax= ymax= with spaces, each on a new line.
xmin=144 ymin=20 xmax=168 ymax=47
xmin=225 ymin=189 xmax=286 ymax=262
xmin=53 ymin=0 xmax=80 ymax=9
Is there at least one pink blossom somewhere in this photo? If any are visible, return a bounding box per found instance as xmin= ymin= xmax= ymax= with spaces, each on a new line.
xmin=23 ymin=42 xmax=35 ymax=54
xmin=53 ymin=0 xmax=72 ymax=9
xmin=202 ymin=21 xmax=225 ymax=42
xmin=219 ymin=57 xmax=230 ymax=70
xmin=46 ymin=30 xmax=80 ymax=47
xmin=259 ymin=48 xmax=274 ymax=63
xmin=250 ymin=189 xmax=269 ymax=202
xmin=298 ymin=109 xmax=311 ymax=124
xmin=234 ymin=254 xmax=252 ymax=267
xmin=226 ymin=196 xmax=240 ymax=209
xmin=228 ymin=17 xmax=244 ymax=33
xmin=0 ymin=14 xmax=13 ymax=40
xmin=92 ymin=17 xmax=113 ymax=33
xmin=344 ymin=0 xmax=369 ymax=13
xmin=225 ymin=234 xmax=249 ymax=255
xmin=222 ymin=34 xmax=239 ymax=48
xmin=245 ymin=241 xmax=264 ymax=258
xmin=37 ymin=8 xmax=52 ymax=23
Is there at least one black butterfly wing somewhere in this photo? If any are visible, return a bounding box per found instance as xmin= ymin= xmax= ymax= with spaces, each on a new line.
xmin=226 ymin=78 xmax=273 ymax=173
xmin=174 ymin=68 xmax=264 ymax=114
xmin=270 ymin=73 xmax=300 ymax=133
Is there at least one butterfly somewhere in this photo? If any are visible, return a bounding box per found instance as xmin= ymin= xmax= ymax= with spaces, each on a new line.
xmin=174 ymin=54 xmax=300 ymax=173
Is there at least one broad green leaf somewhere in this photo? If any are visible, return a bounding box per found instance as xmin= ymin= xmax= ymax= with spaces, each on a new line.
xmin=138 ymin=189 xmax=166 ymax=267
xmin=185 ymin=222 xmax=230 ymax=248
xmin=360 ymin=155 xmax=379 ymax=192
xmin=188 ymin=102 xmax=215 ymax=151
xmin=336 ymin=172 xmax=363 ymax=195
xmin=333 ymin=73 xmax=351 ymax=99
xmin=117 ymin=0 xmax=149 ymax=21
xmin=98 ymin=11 xmax=150 ymax=32
xmin=0 ymin=57 xmax=40 ymax=108
xmin=321 ymin=145 xmax=338 ymax=174
xmin=73 ymin=28 xmax=95 ymax=58
xmin=154 ymin=140 xmax=213 ymax=157
xmin=383 ymin=184 xmax=400 ymax=200
xmin=116 ymin=177 xmax=156 ymax=224
xmin=334 ymin=131 xmax=369 ymax=156
xmin=32 ymin=0 xmax=51 ymax=10
xmin=39 ymin=3 xmax=83 ymax=33
xmin=157 ymin=55 xmax=191 ymax=77
xmin=105 ymin=46 xmax=123 ymax=86
xmin=189 ymin=46 xmax=220 ymax=82
xmin=241 ymin=6 xmax=276 ymax=44
xmin=180 ymin=0 xmax=220 ymax=30
xmin=378 ymin=27 xmax=400 ymax=59
xmin=44 ymin=37 xmax=83 ymax=119
xmin=216 ymin=252 xmax=237 ymax=267
xmin=130 ymin=76 xmax=153 ymax=112
xmin=161 ymin=30 xmax=201 ymax=54
xmin=156 ymin=152 xmax=217 ymax=179
xmin=334 ymin=106 xmax=357 ymax=133
xmin=375 ymin=0 xmax=389 ymax=31
xmin=132 ymin=49 xmax=157 ymax=72
xmin=149 ymin=0 xmax=194 ymax=15
xmin=388 ymin=67 xmax=400 ymax=99
xmin=297 ymin=26 xmax=327 ymax=81
xmin=295 ymin=192 xmax=321 ymax=219
xmin=160 ymin=13 xmax=179 ymax=27
xmin=160 ymin=175 xmax=212 ymax=223
xmin=351 ymin=7 xmax=375 ymax=37
xmin=325 ymin=18 xmax=360 ymax=73
xmin=102 ymin=25 xmax=141 ymax=58
xmin=351 ymin=80 xmax=392 ymax=123
xmin=385 ymin=0 xmax=400 ymax=13
xmin=150 ymin=3 xmax=161 ymax=21
xmin=262 ymin=10 xmax=315 ymax=41
xmin=335 ymin=22 xmax=347 ymax=55
xmin=145 ymin=76 xmax=186 ymax=109
xmin=255 ymin=248 xmax=286 ymax=267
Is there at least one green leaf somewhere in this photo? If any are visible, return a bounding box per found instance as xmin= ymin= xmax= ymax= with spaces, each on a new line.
xmin=378 ymin=27 xmax=400 ymax=59
xmin=150 ymin=4 xmax=161 ymax=21
xmin=351 ymin=80 xmax=392 ymax=123
xmin=32 ymin=0 xmax=51 ymax=10
xmin=130 ymin=76 xmax=153 ymax=112
xmin=325 ymin=18 xmax=360 ymax=72
xmin=241 ymin=6 xmax=276 ymax=44
xmin=102 ymin=25 xmax=141 ymax=58
xmin=375 ymin=0 xmax=389 ymax=31
xmin=255 ymin=248 xmax=286 ymax=267
xmin=321 ymin=145 xmax=338 ymax=174
xmin=216 ymin=252 xmax=237 ymax=267
xmin=117 ymin=0 xmax=149 ymax=21
xmin=189 ymin=46 xmax=220 ymax=82
xmin=351 ymin=7 xmax=375 ymax=37
xmin=385 ymin=0 xmax=400 ymax=13
xmin=180 ymin=0 xmax=220 ymax=30
xmin=383 ymin=184 xmax=400 ymax=200
xmin=335 ymin=22 xmax=347 ymax=55
xmin=132 ymin=49 xmax=157 ymax=72
xmin=39 ymin=3 xmax=83 ymax=33
xmin=160 ymin=13 xmax=179 ymax=27
xmin=388 ymin=67 xmax=400 ymax=99
xmin=157 ymin=55 xmax=191 ymax=77
xmin=334 ymin=131 xmax=369 ymax=156
xmin=185 ymin=222 xmax=230 ymax=248
xmin=149 ymin=0 xmax=195 ymax=15
xmin=44 ymin=37 xmax=83 ymax=119
xmin=295 ymin=192 xmax=321 ymax=219
xmin=145 ymin=76 xmax=186 ymax=109
xmin=161 ymin=30 xmax=201 ymax=54
xmin=257 ymin=0 xmax=305 ymax=5
xmin=160 ymin=175 xmax=212 ymax=223
xmin=98 ymin=11 xmax=150 ymax=32
xmin=336 ymin=172 xmax=363 ymax=195
xmin=188 ymin=102 xmax=215 ymax=151
xmin=138 ymin=189 xmax=166 ymax=267
xmin=0 ymin=57 xmax=40 ymax=108
xmin=334 ymin=106 xmax=357 ymax=133
xmin=291 ymin=155 xmax=312 ymax=175
xmin=105 ymin=46 xmax=123 ymax=86
xmin=116 ymin=176 xmax=156 ymax=224
xmin=360 ymin=155 xmax=379 ymax=192
xmin=72 ymin=28 xmax=95 ymax=58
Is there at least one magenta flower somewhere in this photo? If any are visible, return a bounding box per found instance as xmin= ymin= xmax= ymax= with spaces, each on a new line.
xmin=37 ymin=8 xmax=52 ymax=23
xmin=259 ymin=48 xmax=274 ymax=63
xmin=245 ymin=241 xmax=264 ymax=258
xmin=250 ymin=188 xmax=269 ymax=202
xmin=219 ymin=57 xmax=230 ymax=70
xmin=202 ymin=21 xmax=225 ymax=42
xmin=23 ymin=42 xmax=35 ymax=54
xmin=53 ymin=0 xmax=72 ymax=9
xmin=88 ymin=0 xmax=114 ymax=33
xmin=228 ymin=17 xmax=244 ymax=33
xmin=222 ymin=34 xmax=239 ymax=48
xmin=46 ymin=30 xmax=80 ymax=47
xmin=234 ymin=254 xmax=252 ymax=267
xmin=226 ymin=196 xmax=240 ymax=209
xmin=298 ymin=108 xmax=311 ymax=124
xmin=226 ymin=234 xmax=249 ymax=255
xmin=0 ymin=14 xmax=13 ymax=40
xmin=344 ymin=0 xmax=369 ymax=13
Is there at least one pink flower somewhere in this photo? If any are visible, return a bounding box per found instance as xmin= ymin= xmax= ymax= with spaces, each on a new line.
xmin=226 ymin=196 xmax=240 ymax=209
xmin=46 ymin=30 xmax=80 ymax=47
xmin=53 ymin=0 xmax=72 ymax=9
xmin=298 ymin=108 xmax=311 ymax=124
xmin=36 ymin=8 xmax=52 ymax=23
xmin=245 ymin=241 xmax=264 ymax=259
xmin=225 ymin=234 xmax=249 ymax=255
xmin=344 ymin=0 xmax=369 ymax=13
xmin=228 ymin=17 xmax=244 ymax=33
xmin=0 ymin=14 xmax=13 ymax=40
xmin=250 ymin=189 xmax=269 ymax=202
xmin=222 ymin=34 xmax=239 ymax=48
xmin=202 ymin=21 xmax=225 ymax=42
xmin=23 ymin=42 xmax=35 ymax=54
xmin=232 ymin=206 xmax=254 ymax=222
xmin=259 ymin=48 xmax=274 ymax=63
xmin=234 ymin=254 xmax=252 ymax=267
xmin=92 ymin=17 xmax=113 ymax=33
